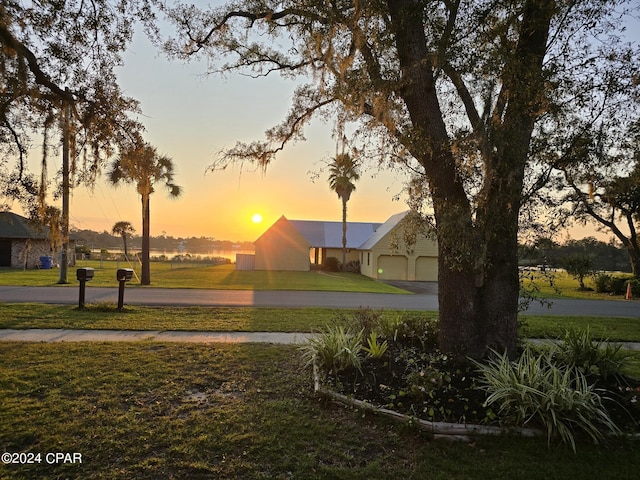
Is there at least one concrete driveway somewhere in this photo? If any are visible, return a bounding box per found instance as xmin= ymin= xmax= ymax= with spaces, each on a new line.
xmin=381 ymin=280 xmax=438 ymax=294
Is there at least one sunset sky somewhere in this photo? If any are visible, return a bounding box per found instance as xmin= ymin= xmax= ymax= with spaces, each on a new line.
xmin=64 ymin=28 xmax=409 ymax=242
xmin=15 ymin=5 xmax=633 ymax=244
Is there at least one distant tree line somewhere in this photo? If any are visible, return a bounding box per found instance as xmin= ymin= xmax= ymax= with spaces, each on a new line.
xmin=71 ymin=228 xmax=254 ymax=254
xmin=519 ymin=237 xmax=630 ymax=273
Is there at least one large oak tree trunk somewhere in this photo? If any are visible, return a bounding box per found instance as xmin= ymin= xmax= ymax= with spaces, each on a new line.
xmin=388 ymin=0 xmax=553 ymax=360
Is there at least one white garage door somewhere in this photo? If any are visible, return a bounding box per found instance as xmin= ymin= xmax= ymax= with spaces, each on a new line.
xmin=377 ymin=255 xmax=408 ymax=280
xmin=416 ymin=256 xmax=438 ymax=281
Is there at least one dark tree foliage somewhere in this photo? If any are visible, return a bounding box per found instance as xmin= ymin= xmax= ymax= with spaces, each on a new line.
xmin=0 ymin=1 xmax=149 ymax=214
xmin=562 ymin=238 xmax=630 ymax=273
xmin=557 ymin=120 xmax=640 ymax=278
xmin=521 ymin=237 xmax=631 ymax=273
xmin=563 ymin=254 xmax=594 ymax=290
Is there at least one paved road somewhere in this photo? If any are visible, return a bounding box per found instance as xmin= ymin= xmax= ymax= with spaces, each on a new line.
xmin=0 ymin=285 xmax=638 ymax=317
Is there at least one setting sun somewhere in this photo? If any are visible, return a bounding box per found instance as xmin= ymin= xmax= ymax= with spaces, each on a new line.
xmin=251 ymin=213 xmax=263 ymax=224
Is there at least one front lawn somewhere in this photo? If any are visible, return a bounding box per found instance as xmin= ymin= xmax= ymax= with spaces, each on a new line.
xmin=0 ymin=304 xmax=350 ymax=332
xmin=1 ymin=342 xmax=638 ymax=480
xmin=0 ymin=262 xmax=408 ymax=293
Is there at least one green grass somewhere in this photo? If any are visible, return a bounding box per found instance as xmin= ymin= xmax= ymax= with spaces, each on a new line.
xmin=0 ymin=262 xmax=408 ymax=293
xmin=1 ymin=342 xmax=638 ymax=480
xmin=3 ymin=261 xmax=635 ymax=300
xmin=522 ymin=270 xmax=632 ymax=300
xmin=1 ymin=303 xmax=638 ymax=342
xmin=0 ymin=303 xmax=350 ymax=332
xmin=520 ymin=315 xmax=640 ymax=343
xmin=2 ymin=264 xmax=638 ymax=478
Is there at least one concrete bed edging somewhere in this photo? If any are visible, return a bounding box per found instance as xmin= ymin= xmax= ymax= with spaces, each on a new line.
xmin=312 ymin=363 xmax=542 ymax=441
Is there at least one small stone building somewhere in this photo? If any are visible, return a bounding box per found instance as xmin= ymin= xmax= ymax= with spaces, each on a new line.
xmin=0 ymin=211 xmax=75 ymax=269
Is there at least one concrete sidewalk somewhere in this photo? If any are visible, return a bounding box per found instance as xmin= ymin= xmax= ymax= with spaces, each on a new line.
xmin=1 ymin=328 xmax=639 ymax=350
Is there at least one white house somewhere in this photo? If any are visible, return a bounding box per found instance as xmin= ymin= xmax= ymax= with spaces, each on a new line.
xmin=251 ymin=211 xmax=438 ymax=281
xmin=358 ymin=211 xmax=438 ymax=281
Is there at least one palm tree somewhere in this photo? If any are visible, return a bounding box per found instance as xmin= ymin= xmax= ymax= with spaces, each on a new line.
xmin=111 ymin=221 xmax=136 ymax=258
xmin=328 ymin=153 xmax=360 ymax=269
xmin=108 ymin=141 xmax=181 ymax=285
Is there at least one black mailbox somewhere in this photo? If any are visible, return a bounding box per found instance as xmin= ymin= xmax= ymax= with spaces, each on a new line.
xmin=76 ymin=267 xmax=95 ymax=309
xmin=76 ymin=268 xmax=95 ymax=281
xmin=116 ymin=268 xmax=134 ymax=282
xmin=116 ymin=268 xmax=134 ymax=311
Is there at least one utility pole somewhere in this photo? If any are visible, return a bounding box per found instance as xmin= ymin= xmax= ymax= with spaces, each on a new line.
xmin=58 ymin=88 xmax=70 ymax=284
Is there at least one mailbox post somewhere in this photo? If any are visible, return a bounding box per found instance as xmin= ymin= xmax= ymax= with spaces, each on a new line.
xmin=76 ymin=268 xmax=95 ymax=309
xmin=116 ymin=268 xmax=134 ymax=311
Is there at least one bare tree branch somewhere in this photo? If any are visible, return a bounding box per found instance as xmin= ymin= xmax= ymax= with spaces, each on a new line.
xmin=210 ymin=95 xmax=335 ymax=171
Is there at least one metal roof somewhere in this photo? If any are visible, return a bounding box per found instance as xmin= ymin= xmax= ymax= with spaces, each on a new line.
xmin=288 ymin=219 xmax=383 ymax=249
xmin=357 ymin=211 xmax=408 ymax=250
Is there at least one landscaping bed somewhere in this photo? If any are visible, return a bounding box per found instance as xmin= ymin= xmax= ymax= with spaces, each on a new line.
xmin=329 ymin=343 xmax=640 ymax=434
xmin=332 ymin=343 xmax=492 ymax=425
xmin=303 ymin=310 xmax=640 ymax=448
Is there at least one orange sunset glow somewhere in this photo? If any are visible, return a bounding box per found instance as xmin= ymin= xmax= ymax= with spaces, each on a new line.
xmin=21 ymin=27 xmax=411 ymax=244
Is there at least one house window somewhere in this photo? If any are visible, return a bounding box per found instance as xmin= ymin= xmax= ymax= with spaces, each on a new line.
xmin=367 ymin=252 xmax=370 ymax=266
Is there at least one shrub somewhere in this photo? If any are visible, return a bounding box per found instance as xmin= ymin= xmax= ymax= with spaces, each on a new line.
xmin=557 ymin=328 xmax=631 ymax=383
xmin=378 ymin=312 xmax=439 ymax=350
xmin=330 ymin=309 xmax=438 ymax=350
xmin=170 ymin=254 xmax=229 ymax=264
xmin=592 ymin=274 xmax=638 ymax=296
xmin=594 ymin=273 xmax=612 ymax=293
xmin=300 ymin=325 xmax=363 ymax=378
xmin=302 ymin=310 xmax=391 ymax=374
xmin=342 ymin=260 xmax=361 ymax=273
xmin=75 ymin=245 xmax=91 ymax=255
xmin=398 ymin=349 xmax=485 ymax=424
xmin=610 ymin=276 xmax=631 ymax=295
xmin=362 ymin=331 xmax=388 ymax=359
xmin=323 ymin=257 xmax=340 ymax=272
xmin=350 ymin=307 xmax=384 ymax=338
xmin=474 ymin=347 xmax=620 ymax=451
